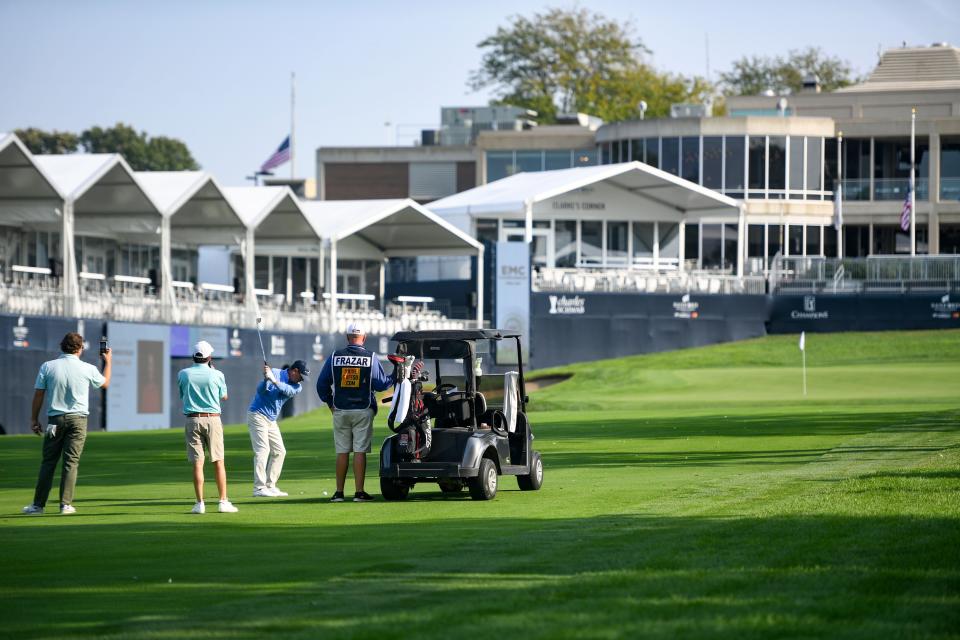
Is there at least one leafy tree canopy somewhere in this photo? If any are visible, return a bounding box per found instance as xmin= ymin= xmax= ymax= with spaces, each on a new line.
xmin=470 ymin=7 xmax=712 ymax=123
xmin=719 ymin=47 xmax=857 ymax=96
xmin=14 ymin=123 xmax=199 ymax=171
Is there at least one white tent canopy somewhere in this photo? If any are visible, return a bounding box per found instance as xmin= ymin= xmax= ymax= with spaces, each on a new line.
xmin=300 ymin=199 xmax=484 ymax=325
xmin=428 ymin=162 xmax=740 ymax=218
xmin=428 ymin=161 xmax=745 ymax=275
xmin=138 ymin=171 xmax=245 ymax=245
xmin=0 ymin=133 xmax=64 ymax=226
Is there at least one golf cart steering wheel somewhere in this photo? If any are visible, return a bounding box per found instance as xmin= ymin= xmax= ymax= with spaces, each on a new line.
xmin=436 ymin=382 xmax=458 ymax=395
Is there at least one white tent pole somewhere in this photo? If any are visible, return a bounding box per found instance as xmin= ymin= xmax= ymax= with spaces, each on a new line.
xmin=910 ymin=107 xmax=916 ymax=257
xmin=61 ymin=200 xmax=71 ymax=315
xmin=476 ymin=246 xmax=484 ymax=328
xmin=737 ymin=204 xmax=745 ymax=278
xmin=379 ymin=259 xmax=386 ymax=314
xmin=678 ymin=220 xmax=686 ymax=273
xmin=524 ymin=200 xmax=533 ymax=243
xmin=244 ymin=227 xmax=256 ymax=323
xmin=329 ymin=238 xmax=338 ymax=332
xmin=160 ymin=215 xmax=174 ymax=323
xmin=319 ymin=240 xmax=325 ymax=291
xmin=286 ymin=255 xmax=293 ymax=304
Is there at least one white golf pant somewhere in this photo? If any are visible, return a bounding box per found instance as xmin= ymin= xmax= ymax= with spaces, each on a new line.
xmin=247 ymin=411 xmax=286 ymax=491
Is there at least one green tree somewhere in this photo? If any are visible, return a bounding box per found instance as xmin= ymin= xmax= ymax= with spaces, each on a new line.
xmin=720 ymin=47 xmax=856 ymax=96
xmin=14 ymin=127 xmax=80 ymax=154
xmin=15 ymin=123 xmax=199 ymax=170
xmin=470 ymin=7 xmax=714 ymax=123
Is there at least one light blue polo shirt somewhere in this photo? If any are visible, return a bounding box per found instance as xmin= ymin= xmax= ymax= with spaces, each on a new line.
xmin=34 ymin=354 xmax=105 ymax=417
xmin=177 ymin=363 xmax=228 ymax=415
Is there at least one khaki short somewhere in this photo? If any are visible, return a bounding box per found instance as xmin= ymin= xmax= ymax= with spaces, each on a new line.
xmin=185 ymin=415 xmax=225 ymax=463
xmin=333 ymin=409 xmax=374 ymax=454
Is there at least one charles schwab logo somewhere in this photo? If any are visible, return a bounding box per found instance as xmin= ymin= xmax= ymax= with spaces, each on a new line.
xmin=672 ymin=293 xmax=699 ymax=319
xmin=791 ymin=295 xmax=829 ymax=320
xmin=931 ymin=293 xmax=960 ymax=320
xmin=548 ymin=295 xmax=586 ymax=314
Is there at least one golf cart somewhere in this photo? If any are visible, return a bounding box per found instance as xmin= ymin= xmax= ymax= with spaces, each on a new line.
xmin=379 ymin=329 xmax=543 ymax=501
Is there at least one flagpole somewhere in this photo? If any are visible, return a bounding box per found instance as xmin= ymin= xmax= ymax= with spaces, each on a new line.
xmin=290 ymin=71 xmax=296 ymax=180
xmin=910 ymin=107 xmax=916 ymax=256
xmin=836 ymin=131 xmax=843 ymax=259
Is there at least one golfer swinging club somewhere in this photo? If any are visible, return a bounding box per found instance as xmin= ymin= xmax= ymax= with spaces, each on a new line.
xmin=315 ymin=322 xmax=395 ymax=502
xmin=246 ymin=358 xmax=308 ymax=497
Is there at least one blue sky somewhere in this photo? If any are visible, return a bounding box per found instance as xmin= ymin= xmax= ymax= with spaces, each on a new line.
xmin=1 ymin=0 xmax=957 ymax=184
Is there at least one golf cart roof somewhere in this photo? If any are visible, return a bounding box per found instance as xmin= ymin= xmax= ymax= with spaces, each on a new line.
xmin=391 ymin=329 xmax=520 ymax=342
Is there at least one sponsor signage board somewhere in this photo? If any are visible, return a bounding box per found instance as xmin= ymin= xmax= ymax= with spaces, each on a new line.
xmin=495 ymin=241 xmax=530 ymax=364
xmin=106 ymin=322 xmax=171 ymax=431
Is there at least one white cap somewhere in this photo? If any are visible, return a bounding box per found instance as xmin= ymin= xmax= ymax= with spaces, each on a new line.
xmin=345 ymin=322 xmax=366 ymax=336
xmin=193 ymin=340 xmax=214 ymax=359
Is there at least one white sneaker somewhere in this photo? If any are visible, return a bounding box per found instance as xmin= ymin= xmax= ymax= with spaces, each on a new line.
xmin=22 ymin=504 xmax=43 ymax=515
xmin=253 ymin=488 xmax=276 ymax=497
xmin=218 ymin=500 xmax=239 ymax=513
xmin=60 ymin=504 xmax=76 ymax=515
xmin=269 ymin=487 xmax=288 ymax=497
xmin=191 ymin=501 xmax=206 ymax=514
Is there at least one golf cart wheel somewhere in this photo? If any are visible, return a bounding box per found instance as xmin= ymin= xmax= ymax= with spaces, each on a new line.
xmin=380 ymin=478 xmax=410 ymax=501
xmin=438 ymin=479 xmax=464 ymax=494
xmin=518 ymin=451 xmax=544 ymax=491
xmin=468 ymin=458 xmax=498 ymax=501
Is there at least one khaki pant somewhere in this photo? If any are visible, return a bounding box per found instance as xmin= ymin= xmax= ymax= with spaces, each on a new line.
xmin=247 ymin=411 xmax=286 ymax=491
xmin=333 ymin=409 xmax=375 ymax=453
xmin=185 ymin=415 xmax=224 ymax=463
xmin=33 ymin=413 xmax=88 ymax=508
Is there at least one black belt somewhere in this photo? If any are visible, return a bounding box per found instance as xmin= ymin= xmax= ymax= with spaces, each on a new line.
xmin=187 ymin=412 xmax=220 ymax=417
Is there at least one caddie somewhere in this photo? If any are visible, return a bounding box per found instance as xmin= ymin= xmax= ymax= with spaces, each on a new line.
xmin=315 ymin=322 xmax=395 ymax=502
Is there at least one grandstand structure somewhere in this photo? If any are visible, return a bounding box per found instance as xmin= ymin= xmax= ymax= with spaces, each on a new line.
xmin=0 ymin=132 xmax=483 ymax=333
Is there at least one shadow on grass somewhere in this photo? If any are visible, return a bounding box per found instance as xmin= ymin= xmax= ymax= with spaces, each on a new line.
xmin=2 ymin=512 xmax=958 ymax=639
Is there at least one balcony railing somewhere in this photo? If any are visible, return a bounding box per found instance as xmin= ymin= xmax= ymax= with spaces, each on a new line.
xmin=840 ymin=178 xmax=929 ymax=202
xmin=770 ymin=255 xmax=960 ymax=294
xmin=0 ymin=272 xmax=479 ymax=333
xmin=941 ymin=177 xmax=960 ymax=202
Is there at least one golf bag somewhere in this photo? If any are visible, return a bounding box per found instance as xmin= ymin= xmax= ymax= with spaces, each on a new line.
xmin=387 ymin=355 xmax=431 ymax=461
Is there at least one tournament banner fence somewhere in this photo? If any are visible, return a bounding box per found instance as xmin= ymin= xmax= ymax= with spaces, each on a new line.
xmin=0 ymin=314 xmax=391 ymax=435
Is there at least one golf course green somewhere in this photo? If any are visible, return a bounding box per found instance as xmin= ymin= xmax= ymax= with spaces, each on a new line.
xmin=1 ymin=330 xmax=958 ymax=639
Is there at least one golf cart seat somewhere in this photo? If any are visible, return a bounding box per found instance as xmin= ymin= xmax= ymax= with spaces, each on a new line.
xmin=424 ymin=388 xmax=488 ymax=429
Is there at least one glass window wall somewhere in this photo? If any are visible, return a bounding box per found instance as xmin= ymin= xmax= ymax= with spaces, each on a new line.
xmin=748 ymin=136 xmax=766 ymax=194
xmin=685 ymin=224 xmax=699 ymax=263
xmin=645 ymin=138 xmax=659 ymax=169
xmin=555 ymin=220 xmax=577 ymax=267
xmin=681 ymin=136 xmax=700 ymax=183
xmin=544 ymin=150 xmax=571 ymax=171
xmin=701 ymin=224 xmax=722 ymax=269
xmin=607 ymin=221 xmax=628 ymax=265
xmin=789 ymin=136 xmax=804 ymax=195
xmin=805 ymin=225 xmax=821 ymax=256
xmin=942 ymin=137 xmax=960 ymax=201
xmin=486 ymin=151 xmax=513 ymax=182
xmin=659 ymin=223 xmax=680 ymax=259
xmin=632 ymin=223 xmax=654 ymax=258
xmin=661 ymin=137 xmax=679 ymax=175
xmin=575 ymin=149 xmax=597 ymax=166
xmin=580 ymin=221 xmax=602 ymax=265
xmin=767 ymin=224 xmax=783 ymax=260
xmin=723 ymin=224 xmax=738 ymax=270
xmin=747 ymin=224 xmax=764 ymax=258
xmin=787 ymin=225 xmax=803 ymax=256
xmin=630 ymin=139 xmax=645 ymax=164
xmin=725 ymin=136 xmax=745 ymax=195
xmin=703 ymin=137 xmax=722 ymax=189
xmin=768 ymin=136 xmax=786 ymax=193
xmin=515 ymin=151 xmax=542 ymax=173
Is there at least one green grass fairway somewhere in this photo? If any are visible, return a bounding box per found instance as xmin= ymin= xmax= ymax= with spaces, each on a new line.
xmin=1 ymin=330 xmax=959 ymax=639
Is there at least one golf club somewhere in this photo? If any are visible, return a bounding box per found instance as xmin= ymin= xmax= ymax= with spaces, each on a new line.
xmin=256 ymin=317 xmax=267 ymax=365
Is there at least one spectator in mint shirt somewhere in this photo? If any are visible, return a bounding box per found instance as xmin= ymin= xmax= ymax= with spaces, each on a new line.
xmin=22 ymin=332 xmax=111 ymax=516
xmin=246 ymin=359 xmax=308 ymax=497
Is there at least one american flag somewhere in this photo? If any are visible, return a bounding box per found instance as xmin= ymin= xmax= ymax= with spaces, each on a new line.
xmin=260 ymin=136 xmax=290 ymax=172
xmin=900 ymin=186 xmax=911 ymax=232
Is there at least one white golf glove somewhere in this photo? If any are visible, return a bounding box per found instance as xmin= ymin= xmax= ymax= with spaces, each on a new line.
xmin=402 ymin=355 xmax=415 ymax=380
xmin=263 ymin=366 xmax=278 ymax=385
xmin=45 ymin=424 xmax=57 ymax=438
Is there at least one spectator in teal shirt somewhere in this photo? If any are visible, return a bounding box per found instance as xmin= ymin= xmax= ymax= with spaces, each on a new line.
xmin=22 ymin=332 xmax=111 ymax=515
xmin=177 ymin=341 xmax=237 ymax=514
